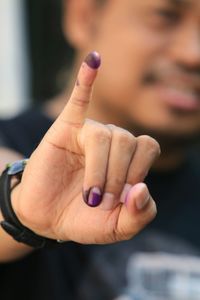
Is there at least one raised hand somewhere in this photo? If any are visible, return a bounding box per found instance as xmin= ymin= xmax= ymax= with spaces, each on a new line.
xmin=12 ymin=52 xmax=160 ymax=244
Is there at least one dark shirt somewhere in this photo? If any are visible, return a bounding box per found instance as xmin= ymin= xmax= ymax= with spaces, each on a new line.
xmin=0 ymin=108 xmax=200 ymax=300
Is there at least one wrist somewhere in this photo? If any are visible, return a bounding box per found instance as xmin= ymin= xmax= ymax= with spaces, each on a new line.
xmin=0 ymin=160 xmax=60 ymax=249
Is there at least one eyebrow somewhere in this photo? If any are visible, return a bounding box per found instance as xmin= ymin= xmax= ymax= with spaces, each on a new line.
xmin=166 ymin=0 xmax=190 ymax=6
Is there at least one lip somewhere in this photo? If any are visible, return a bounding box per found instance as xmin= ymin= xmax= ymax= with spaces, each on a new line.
xmin=157 ymin=85 xmax=200 ymax=112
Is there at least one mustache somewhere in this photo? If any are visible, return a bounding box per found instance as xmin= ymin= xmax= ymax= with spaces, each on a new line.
xmin=144 ymin=64 xmax=200 ymax=90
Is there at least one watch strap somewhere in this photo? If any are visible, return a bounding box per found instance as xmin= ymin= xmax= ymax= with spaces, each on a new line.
xmin=0 ymin=160 xmax=59 ymax=249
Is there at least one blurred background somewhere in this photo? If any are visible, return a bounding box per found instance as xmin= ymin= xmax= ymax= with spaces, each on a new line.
xmin=0 ymin=1 xmax=199 ymax=153
xmin=0 ymin=0 xmax=74 ymax=118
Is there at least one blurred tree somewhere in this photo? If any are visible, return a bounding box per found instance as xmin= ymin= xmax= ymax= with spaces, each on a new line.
xmin=25 ymin=0 xmax=74 ymax=103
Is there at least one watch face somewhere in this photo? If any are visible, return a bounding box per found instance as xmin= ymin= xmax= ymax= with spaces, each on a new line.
xmin=7 ymin=159 xmax=28 ymax=175
xmin=0 ymin=158 xmax=56 ymax=248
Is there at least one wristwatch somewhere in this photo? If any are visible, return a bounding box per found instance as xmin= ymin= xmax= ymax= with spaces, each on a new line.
xmin=0 ymin=159 xmax=59 ymax=248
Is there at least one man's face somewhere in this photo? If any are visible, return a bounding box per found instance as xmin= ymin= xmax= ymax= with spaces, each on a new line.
xmin=85 ymin=0 xmax=200 ymax=141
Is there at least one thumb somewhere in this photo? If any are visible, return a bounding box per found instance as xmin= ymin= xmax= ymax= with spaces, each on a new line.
xmin=117 ymin=183 xmax=157 ymax=240
xmin=58 ymin=51 xmax=101 ymax=125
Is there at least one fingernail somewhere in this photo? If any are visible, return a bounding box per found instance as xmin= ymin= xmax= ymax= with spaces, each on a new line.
xmin=100 ymin=193 xmax=115 ymax=211
xmin=84 ymin=51 xmax=101 ymax=69
xmin=83 ymin=187 xmax=102 ymax=207
xmin=135 ymin=184 xmax=150 ymax=210
xmin=120 ymin=183 xmax=132 ymax=203
xmin=136 ymin=195 xmax=150 ymax=210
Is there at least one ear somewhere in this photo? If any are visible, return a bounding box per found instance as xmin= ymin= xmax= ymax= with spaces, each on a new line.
xmin=62 ymin=0 xmax=99 ymax=49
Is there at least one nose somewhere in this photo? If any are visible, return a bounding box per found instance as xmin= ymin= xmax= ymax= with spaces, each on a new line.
xmin=169 ymin=23 xmax=200 ymax=68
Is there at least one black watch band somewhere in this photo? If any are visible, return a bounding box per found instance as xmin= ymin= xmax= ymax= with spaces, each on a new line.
xmin=0 ymin=160 xmax=59 ymax=249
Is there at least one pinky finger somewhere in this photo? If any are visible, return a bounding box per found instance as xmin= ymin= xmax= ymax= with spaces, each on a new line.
xmin=126 ymin=183 xmax=156 ymax=214
xmin=117 ymin=183 xmax=157 ymax=241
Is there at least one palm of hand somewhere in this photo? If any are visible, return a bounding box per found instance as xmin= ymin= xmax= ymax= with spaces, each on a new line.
xmin=18 ymin=134 xmax=123 ymax=244
xmin=13 ymin=53 xmax=157 ymax=245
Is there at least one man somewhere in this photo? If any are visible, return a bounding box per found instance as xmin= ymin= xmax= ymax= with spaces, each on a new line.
xmin=0 ymin=0 xmax=200 ymax=299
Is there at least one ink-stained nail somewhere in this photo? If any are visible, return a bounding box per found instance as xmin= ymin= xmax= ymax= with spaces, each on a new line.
xmin=84 ymin=51 xmax=101 ymax=69
xmin=82 ymin=187 xmax=102 ymax=207
xmin=76 ymin=79 xmax=80 ymax=86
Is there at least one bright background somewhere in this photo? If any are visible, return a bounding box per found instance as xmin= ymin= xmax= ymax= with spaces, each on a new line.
xmin=0 ymin=0 xmax=73 ymax=119
xmin=0 ymin=0 xmax=29 ymax=117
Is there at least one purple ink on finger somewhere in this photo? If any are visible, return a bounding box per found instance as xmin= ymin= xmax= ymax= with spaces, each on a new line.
xmin=82 ymin=187 xmax=102 ymax=207
xmin=84 ymin=52 xmax=101 ymax=69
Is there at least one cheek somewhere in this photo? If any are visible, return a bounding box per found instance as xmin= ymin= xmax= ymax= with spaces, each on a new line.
xmin=94 ymin=42 xmax=151 ymax=108
xmin=93 ymin=24 xmax=166 ymax=104
xmin=127 ymin=90 xmax=168 ymax=128
xmin=89 ymin=14 xmax=172 ymax=122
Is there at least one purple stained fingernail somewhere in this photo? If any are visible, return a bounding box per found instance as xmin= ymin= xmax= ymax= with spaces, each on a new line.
xmin=84 ymin=51 xmax=101 ymax=69
xmin=82 ymin=187 xmax=102 ymax=207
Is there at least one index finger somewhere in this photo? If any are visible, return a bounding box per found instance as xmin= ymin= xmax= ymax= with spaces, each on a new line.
xmin=59 ymin=51 xmax=101 ymax=125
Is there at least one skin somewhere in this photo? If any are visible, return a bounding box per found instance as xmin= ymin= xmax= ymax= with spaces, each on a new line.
xmin=1 ymin=0 xmax=200 ymax=261
xmin=59 ymin=0 xmax=200 ymax=169
xmin=0 ymin=56 xmax=159 ymax=262
xmin=0 ymin=149 xmax=31 ymax=262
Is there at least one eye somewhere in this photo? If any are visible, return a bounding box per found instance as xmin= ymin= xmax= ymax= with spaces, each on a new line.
xmin=155 ymin=8 xmax=180 ymax=25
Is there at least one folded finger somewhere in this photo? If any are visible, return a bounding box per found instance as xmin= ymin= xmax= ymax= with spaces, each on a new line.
xmin=127 ymin=135 xmax=161 ymax=185
xmin=117 ymin=183 xmax=157 ymax=241
xmin=81 ymin=121 xmax=111 ymax=207
xmin=100 ymin=125 xmax=137 ymax=210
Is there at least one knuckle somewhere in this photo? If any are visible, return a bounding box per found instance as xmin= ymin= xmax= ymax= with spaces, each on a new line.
xmin=82 ymin=121 xmax=112 ymax=146
xmin=93 ymin=126 xmax=112 ymax=143
xmin=114 ymin=130 xmax=136 ymax=150
xmin=148 ymin=138 xmax=161 ymax=156
xmin=138 ymin=135 xmax=161 ymax=157
xmin=72 ymin=95 xmax=89 ymax=107
xmin=106 ymin=124 xmax=117 ymax=130
xmin=83 ymin=118 xmax=98 ymax=128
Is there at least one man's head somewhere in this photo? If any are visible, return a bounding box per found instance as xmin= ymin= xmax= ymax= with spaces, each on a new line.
xmin=63 ymin=0 xmax=200 ymax=147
